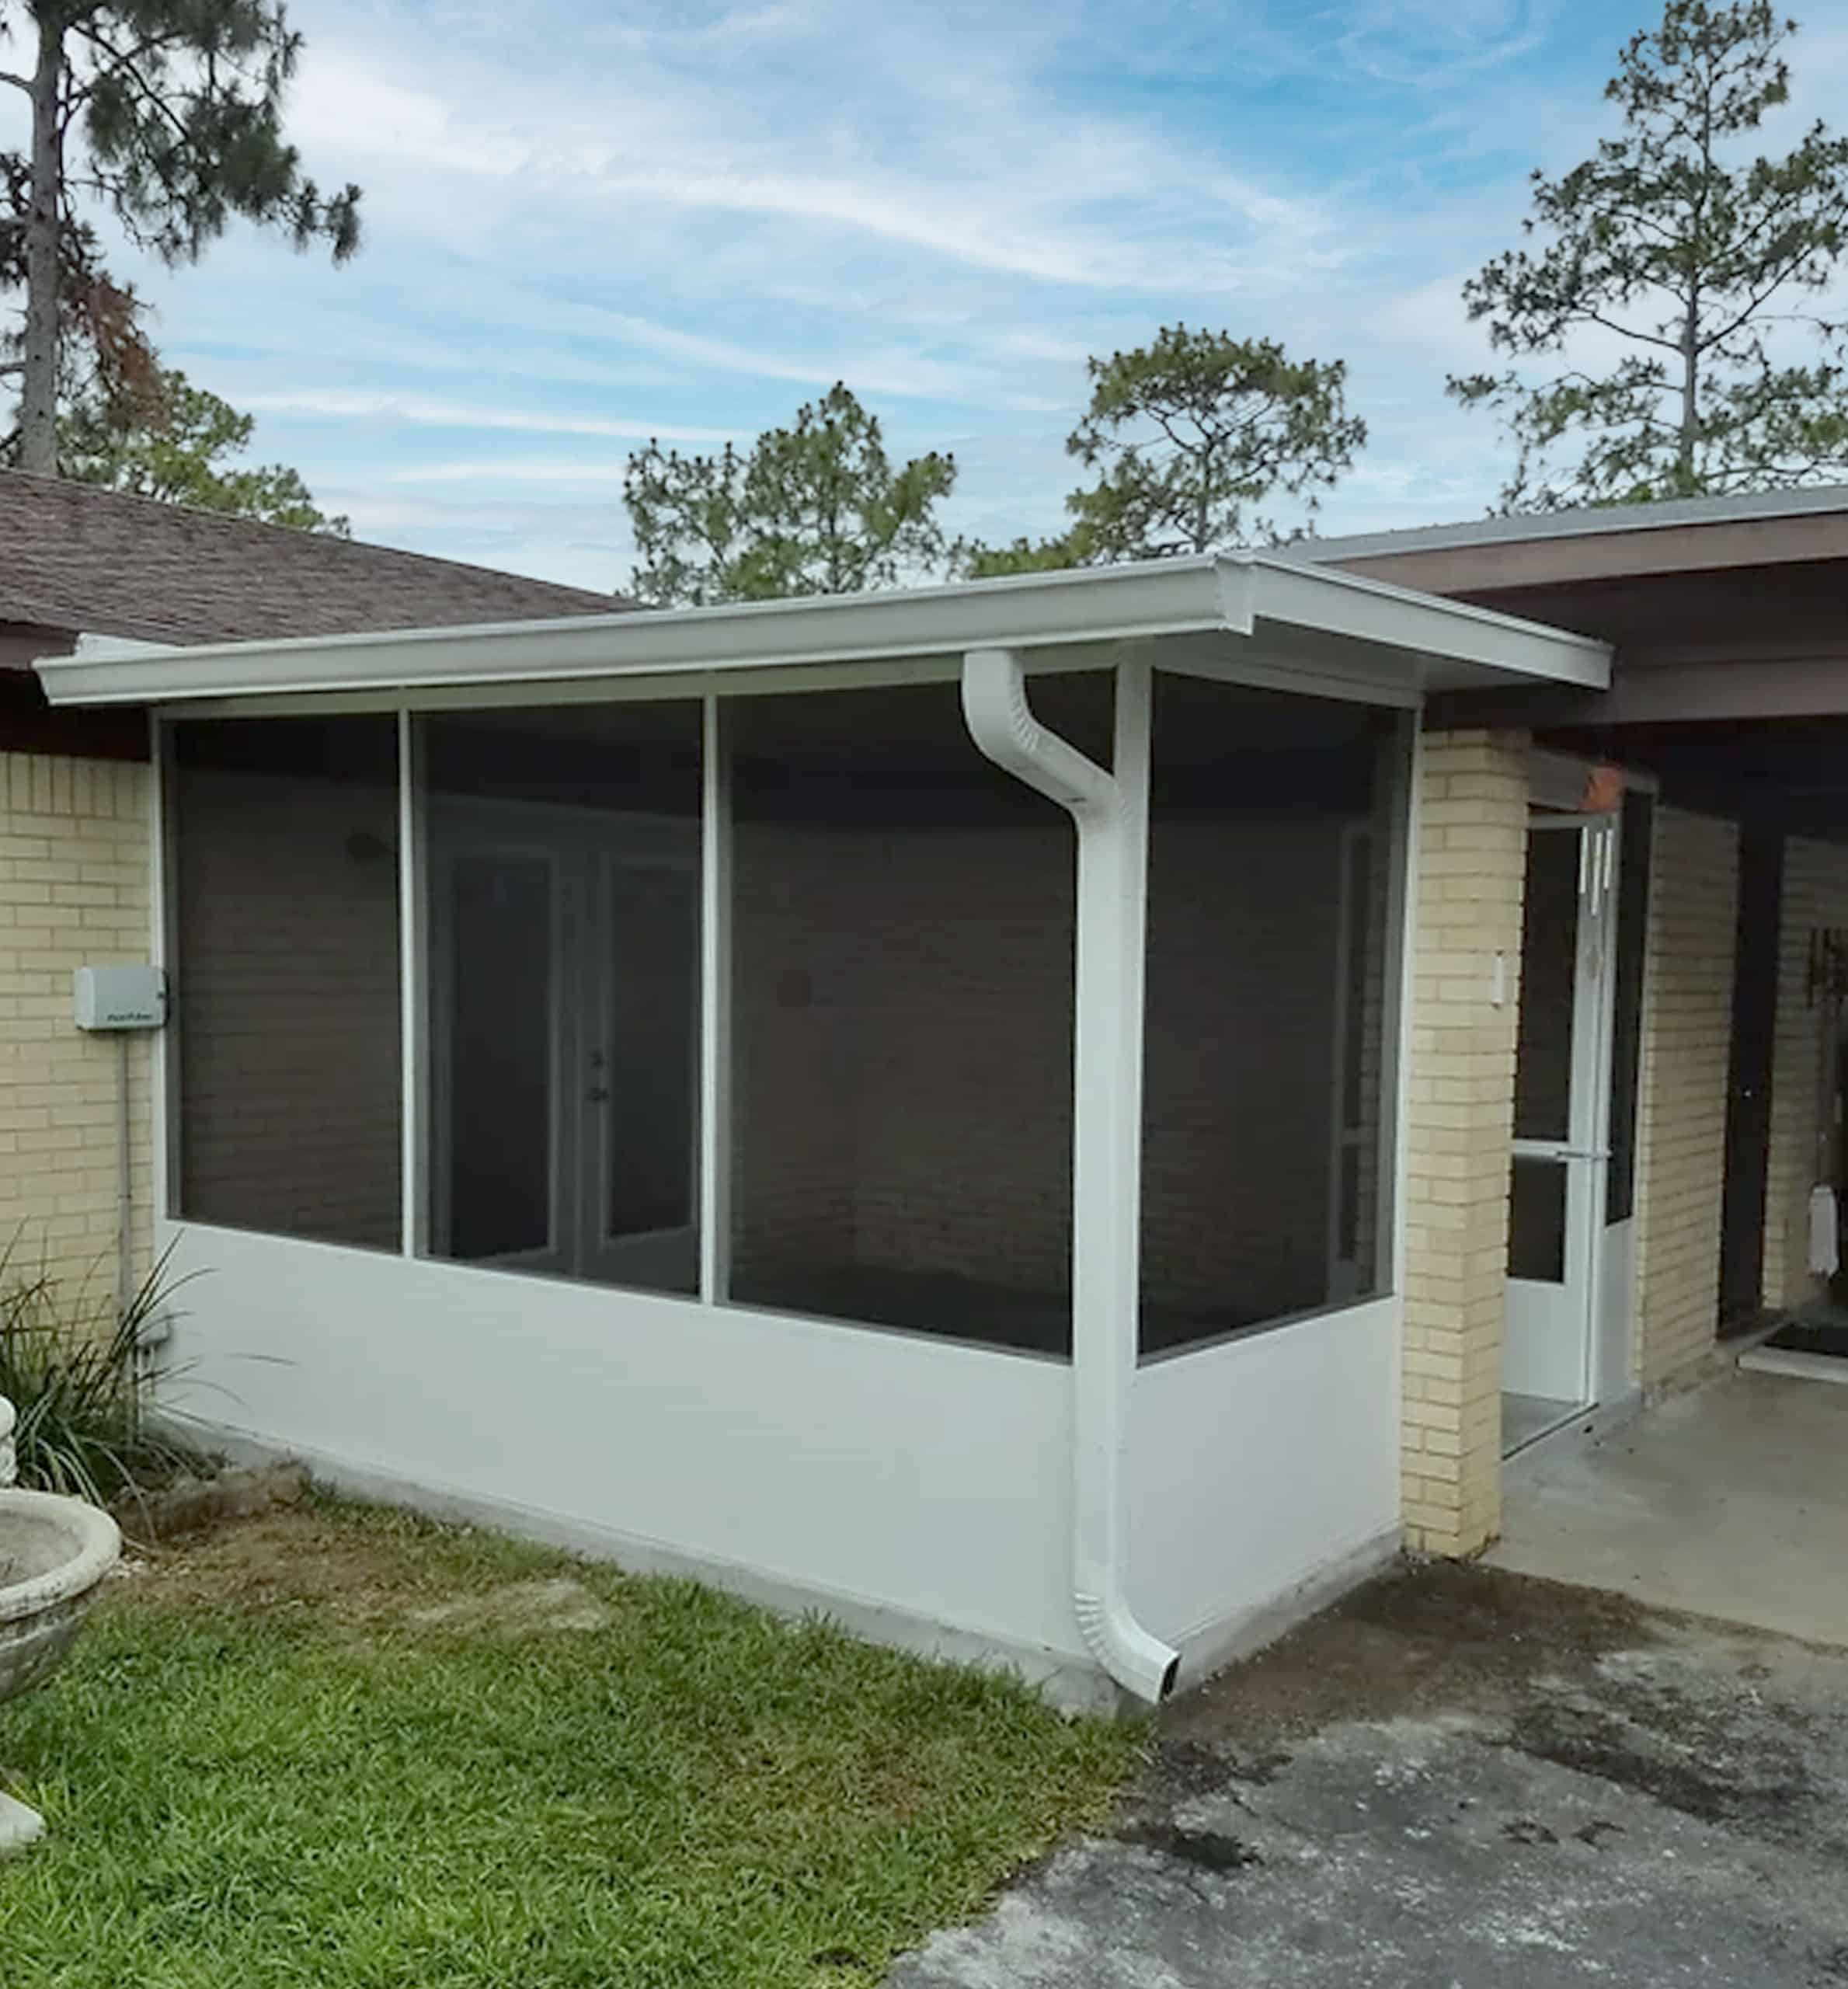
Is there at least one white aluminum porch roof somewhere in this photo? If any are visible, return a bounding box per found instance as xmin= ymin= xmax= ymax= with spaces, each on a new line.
xmin=33 ymin=549 xmax=1609 ymax=709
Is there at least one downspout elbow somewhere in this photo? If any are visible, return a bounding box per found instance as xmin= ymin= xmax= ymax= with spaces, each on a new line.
xmin=1074 ymin=1585 xmax=1180 ymax=1704
xmin=961 ymin=648 xmax=1115 ymax=817
xmin=961 ymin=645 xmax=1179 ymax=1708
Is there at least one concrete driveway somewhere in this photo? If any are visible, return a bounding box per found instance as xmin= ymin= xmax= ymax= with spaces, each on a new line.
xmin=889 ymin=1562 xmax=1848 ymax=1987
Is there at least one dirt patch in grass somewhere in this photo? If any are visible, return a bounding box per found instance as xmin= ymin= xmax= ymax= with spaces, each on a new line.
xmin=406 ymin=1574 xmax=614 ymax=1635
xmin=111 ymin=1496 xmax=579 ymax=1631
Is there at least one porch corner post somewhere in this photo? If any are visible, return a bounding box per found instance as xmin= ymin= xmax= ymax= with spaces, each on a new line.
xmin=147 ymin=711 xmax=173 ymax=1252
xmin=962 ymin=648 xmax=1178 ymax=1705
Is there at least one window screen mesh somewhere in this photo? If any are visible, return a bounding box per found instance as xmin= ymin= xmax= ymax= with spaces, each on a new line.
xmin=1140 ymin=673 xmax=1405 ymax=1355
xmin=726 ymin=676 xmax=1108 ymax=1353
xmin=171 ymin=716 xmax=402 ymax=1249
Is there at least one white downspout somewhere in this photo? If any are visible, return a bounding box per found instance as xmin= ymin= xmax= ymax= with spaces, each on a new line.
xmin=961 ymin=647 xmax=1179 ymax=1705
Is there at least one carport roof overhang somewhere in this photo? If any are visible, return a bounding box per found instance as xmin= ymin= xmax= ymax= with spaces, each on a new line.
xmin=32 ymin=550 xmax=1608 ymax=713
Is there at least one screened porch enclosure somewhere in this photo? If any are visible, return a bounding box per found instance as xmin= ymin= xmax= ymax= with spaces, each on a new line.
xmin=165 ymin=666 xmax=1407 ymax=1361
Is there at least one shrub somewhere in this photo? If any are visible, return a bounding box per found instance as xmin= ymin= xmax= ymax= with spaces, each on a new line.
xmin=0 ymin=1243 xmax=198 ymax=1507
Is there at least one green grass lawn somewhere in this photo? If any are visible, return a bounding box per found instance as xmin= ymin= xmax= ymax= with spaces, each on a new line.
xmin=0 ymin=1498 xmax=1140 ymax=1987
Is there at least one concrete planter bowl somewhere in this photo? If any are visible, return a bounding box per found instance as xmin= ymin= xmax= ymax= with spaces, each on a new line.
xmin=0 ymin=1397 xmax=123 ymax=1851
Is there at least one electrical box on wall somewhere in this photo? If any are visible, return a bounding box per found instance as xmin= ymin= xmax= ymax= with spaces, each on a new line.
xmin=73 ymin=964 xmax=168 ymax=1032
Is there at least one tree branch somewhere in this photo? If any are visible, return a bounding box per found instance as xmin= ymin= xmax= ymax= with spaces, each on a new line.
xmin=61 ymin=23 xmax=198 ymax=129
xmin=68 ymin=23 xmax=195 ymax=152
xmin=1576 ymin=306 xmax=1683 ymax=354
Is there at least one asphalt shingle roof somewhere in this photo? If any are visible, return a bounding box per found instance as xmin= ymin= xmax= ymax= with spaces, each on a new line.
xmin=0 ymin=469 xmax=622 ymax=646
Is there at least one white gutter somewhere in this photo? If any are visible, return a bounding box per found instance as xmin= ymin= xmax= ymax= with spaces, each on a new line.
xmin=961 ymin=646 xmax=1179 ymax=1707
xmin=33 ymin=553 xmax=1609 ymax=708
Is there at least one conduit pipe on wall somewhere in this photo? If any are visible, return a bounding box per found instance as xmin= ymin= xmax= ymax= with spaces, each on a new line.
xmin=960 ymin=647 xmax=1179 ymax=1705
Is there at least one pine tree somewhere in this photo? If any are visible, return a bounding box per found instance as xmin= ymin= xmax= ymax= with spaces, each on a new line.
xmin=625 ymin=385 xmax=956 ymax=604
xmin=1451 ymin=1 xmax=1848 ymax=507
xmin=0 ymin=0 xmax=360 ymax=475
xmin=962 ymin=325 xmax=1364 ymax=574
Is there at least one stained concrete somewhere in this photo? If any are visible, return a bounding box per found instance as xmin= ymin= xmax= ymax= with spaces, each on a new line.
xmin=888 ymin=1563 xmax=1848 ymax=1987
xmin=1487 ymin=1369 xmax=1848 ymax=1646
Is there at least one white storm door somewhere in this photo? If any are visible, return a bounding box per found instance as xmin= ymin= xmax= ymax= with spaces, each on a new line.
xmin=1505 ymin=812 xmax=1618 ymax=1404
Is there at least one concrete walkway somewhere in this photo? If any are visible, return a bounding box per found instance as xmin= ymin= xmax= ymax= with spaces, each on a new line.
xmin=1486 ymin=1368 xmax=1848 ymax=1647
xmin=889 ymin=1563 xmax=1848 ymax=1987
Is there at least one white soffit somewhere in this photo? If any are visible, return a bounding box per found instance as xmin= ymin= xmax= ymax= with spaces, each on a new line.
xmin=35 ymin=553 xmax=1609 ymax=709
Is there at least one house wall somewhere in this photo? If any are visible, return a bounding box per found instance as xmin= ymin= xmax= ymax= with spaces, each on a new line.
xmin=1761 ymin=837 xmax=1848 ymax=1311
xmin=0 ymin=751 xmax=155 ymax=1317
xmin=1400 ymin=728 xmax=1530 ymax=1556
xmin=1631 ymin=807 xmax=1738 ymax=1390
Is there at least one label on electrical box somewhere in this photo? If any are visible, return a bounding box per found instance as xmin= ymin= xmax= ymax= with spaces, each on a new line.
xmin=73 ymin=965 xmax=167 ymax=1032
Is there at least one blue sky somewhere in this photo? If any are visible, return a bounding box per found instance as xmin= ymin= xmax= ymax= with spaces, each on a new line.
xmin=32 ymin=0 xmax=1848 ymax=587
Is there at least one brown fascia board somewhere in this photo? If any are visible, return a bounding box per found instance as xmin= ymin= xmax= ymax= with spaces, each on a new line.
xmin=0 ymin=622 xmax=148 ymax=759
xmin=0 ymin=620 xmax=74 ymax=672
xmin=1329 ymin=509 xmax=1848 ymax=597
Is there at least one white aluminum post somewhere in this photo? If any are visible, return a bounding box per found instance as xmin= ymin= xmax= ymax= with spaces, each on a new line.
xmin=398 ymin=710 xmax=424 ymax=1257
xmin=147 ymin=716 xmax=175 ymax=1231
xmin=698 ymin=695 xmax=731 ymax=1304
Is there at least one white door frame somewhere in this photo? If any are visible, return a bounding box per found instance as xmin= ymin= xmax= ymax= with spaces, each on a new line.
xmin=578 ymin=839 xmax=700 ymax=1293
xmin=426 ymin=812 xmax=576 ymax=1277
xmin=1505 ymin=805 xmax=1620 ymax=1407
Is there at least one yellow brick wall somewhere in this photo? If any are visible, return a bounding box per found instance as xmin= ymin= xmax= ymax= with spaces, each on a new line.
xmin=1632 ymin=807 xmax=1738 ymax=1390
xmin=1761 ymin=838 xmax=1848 ymax=1311
xmin=1401 ymin=729 xmax=1529 ymax=1555
xmin=0 ymin=753 xmax=155 ymax=1323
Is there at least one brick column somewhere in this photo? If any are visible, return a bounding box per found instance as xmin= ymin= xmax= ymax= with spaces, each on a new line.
xmin=1633 ymin=808 xmax=1738 ymax=1390
xmin=1762 ymin=836 xmax=1848 ymax=1313
xmin=1401 ymin=730 xmax=1529 ymax=1555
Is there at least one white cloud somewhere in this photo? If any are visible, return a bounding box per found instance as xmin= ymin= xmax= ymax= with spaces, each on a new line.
xmin=379 ymin=455 xmax=639 ymax=487
xmin=44 ymin=0 xmax=1751 ymax=576
xmin=235 ymin=388 xmax=735 ymax=442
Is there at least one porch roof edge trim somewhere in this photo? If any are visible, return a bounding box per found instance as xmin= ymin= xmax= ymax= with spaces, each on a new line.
xmin=33 ymin=551 xmax=1610 ymax=709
